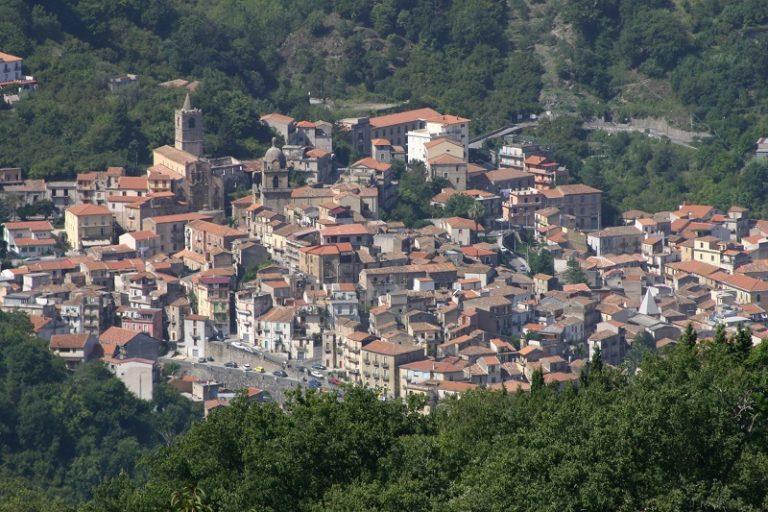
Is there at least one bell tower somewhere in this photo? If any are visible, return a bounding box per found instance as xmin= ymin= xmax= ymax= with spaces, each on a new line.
xmin=175 ymin=93 xmax=204 ymax=157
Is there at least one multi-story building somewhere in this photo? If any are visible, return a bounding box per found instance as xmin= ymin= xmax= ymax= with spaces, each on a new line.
xmin=182 ymin=314 xmax=214 ymax=360
xmin=49 ymin=333 xmax=98 ymax=370
xmin=184 ymin=220 xmax=248 ymax=260
xmin=407 ymin=114 xmax=471 ymax=163
xmin=587 ymin=226 xmax=644 ymax=256
xmin=64 ymin=204 xmax=114 ymax=251
xmin=540 ymin=184 xmax=602 ymax=230
xmin=2 ymin=220 xmax=56 ymax=258
xmin=360 ymin=340 xmax=426 ymax=399
xmin=0 ymin=51 xmax=24 ymax=82
xmin=319 ymin=223 xmax=374 ymax=249
xmin=194 ymin=275 xmax=232 ymax=338
xmin=234 ymin=287 xmax=273 ymax=344
xmin=498 ymin=141 xmax=542 ymax=169
xmin=119 ymin=307 xmax=163 ymax=339
xmin=358 ymin=263 xmax=458 ymax=307
xmin=298 ymin=243 xmax=358 ymax=285
xmin=143 ymin=212 xmax=213 ymax=255
xmin=60 ymin=291 xmax=115 ymax=334
xmin=254 ymin=306 xmax=295 ymax=353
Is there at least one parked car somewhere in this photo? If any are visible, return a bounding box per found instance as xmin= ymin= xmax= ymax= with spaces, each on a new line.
xmin=224 ymin=361 xmax=238 ymax=368
xmin=255 ymin=366 xmax=265 ymax=373
xmin=296 ymin=365 xmax=307 ymax=374
xmin=273 ymin=369 xmax=288 ymax=378
xmin=242 ymin=363 xmax=252 ymax=372
xmin=307 ymin=378 xmax=322 ymax=389
xmin=310 ymin=369 xmax=324 ymax=379
xmin=328 ymin=376 xmax=341 ymax=386
xmin=197 ymin=357 xmax=207 ymax=364
xmin=311 ymin=363 xmax=327 ymax=371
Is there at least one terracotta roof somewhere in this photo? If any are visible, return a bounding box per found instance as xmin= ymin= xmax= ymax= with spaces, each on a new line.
xmin=674 ymin=204 xmax=714 ymax=220
xmin=296 ymin=120 xmax=316 ymax=128
xmin=146 ymin=213 xmax=210 ymax=226
xmin=320 ymin=223 xmax=371 ymax=237
xmin=363 ymin=340 xmax=424 ymax=356
xmin=0 ymin=51 xmax=22 ymax=62
xmin=258 ymin=306 xmax=295 ymax=323
xmin=66 ymin=204 xmax=112 ymax=216
xmin=555 ymin=184 xmax=602 ymax=195
xmin=424 ymin=137 xmax=463 ymax=150
xmin=369 ymin=107 xmax=441 ymax=128
xmin=485 ymin=168 xmax=531 ymax=182
xmin=99 ymin=326 xmax=142 ymax=345
xmin=154 ymin=145 xmax=199 ymax=165
xmin=351 ymin=157 xmax=391 ymax=173
xmin=371 ymin=138 xmax=391 ymax=146
xmin=188 ymin=219 xmax=247 ymax=238
xmin=13 ymin=237 xmax=56 ymax=247
xmin=117 ymin=176 xmax=148 ymax=190
xmin=443 ymin=217 xmax=484 ymax=231
xmin=425 ymin=114 xmax=470 ymax=125
xmin=3 ymin=220 xmax=53 ymax=231
xmin=428 ymin=153 xmax=465 ymax=165
xmin=305 ymin=148 xmax=331 ymax=158
xmin=50 ymin=333 xmax=91 ymax=349
xmin=29 ymin=315 xmax=52 ymax=333
xmin=261 ymin=112 xmax=294 ymax=124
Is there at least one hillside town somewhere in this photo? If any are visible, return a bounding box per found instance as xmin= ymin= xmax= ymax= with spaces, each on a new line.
xmin=2 ymin=92 xmax=767 ymax=412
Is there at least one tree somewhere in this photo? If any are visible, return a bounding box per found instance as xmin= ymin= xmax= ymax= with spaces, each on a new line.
xmin=528 ymin=249 xmax=554 ymax=276
xmin=443 ymin=194 xmax=474 ymax=218
xmin=467 ymin=201 xmax=485 ymax=234
xmin=730 ymin=324 xmax=753 ymax=358
xmin=678 ymin=323 xmax=698 ymax=348
xmin=563 ymin=256 xmax=587 ymax=285
xmin=713 ymin=323 xmax=728 ymax=347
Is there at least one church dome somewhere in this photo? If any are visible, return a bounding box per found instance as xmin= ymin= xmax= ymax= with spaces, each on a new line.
xmin=263 ymin=137 xmax=286 ymax=170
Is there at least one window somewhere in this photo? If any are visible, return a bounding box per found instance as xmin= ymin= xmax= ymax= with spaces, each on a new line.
xmin=188 ymin=117 xmax=196 ymax=129
xmin=272 ymin=175 xmax=279 ymax=189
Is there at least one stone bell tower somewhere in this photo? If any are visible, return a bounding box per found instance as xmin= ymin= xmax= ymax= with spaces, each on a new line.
xmin=175 ymin=93 xmax=204 ymax=157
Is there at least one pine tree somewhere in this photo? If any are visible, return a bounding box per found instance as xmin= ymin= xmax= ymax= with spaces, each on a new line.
xmin=564 ymin=256 xmax=588 ymax=284
xmin=679 ymin=323 xmax=698 ymax=348
xmin=730 ymin=324 xmax=753 ymax=358
xmin=531 ymin=367 xmax=545 ymax=392
xmin=713 ymin=323 xmax=727 ymax=346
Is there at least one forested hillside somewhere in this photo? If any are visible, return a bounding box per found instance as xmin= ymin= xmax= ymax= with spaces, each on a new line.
xmin=3 ymin=0 xmax=768 ymax=216
xmin=0 ymin=312 xmax=201 ymax=509
xmin=82 ymin=336 xmax=768 ymax=512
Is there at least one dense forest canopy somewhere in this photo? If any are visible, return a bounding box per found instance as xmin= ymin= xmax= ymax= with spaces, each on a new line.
xmin=0 ymin=311 xmax=201 ymax=508
xmin=80 ymin=336 xmax=768 ymax=512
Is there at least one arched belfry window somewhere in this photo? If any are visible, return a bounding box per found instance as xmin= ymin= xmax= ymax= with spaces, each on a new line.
xmin=188 ymin=117 xmax=196 ymax=129
xmin=272 ymin=175 xmax=279 ymax=189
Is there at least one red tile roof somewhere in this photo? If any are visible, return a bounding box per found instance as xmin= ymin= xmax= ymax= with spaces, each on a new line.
xmin=362 ymin=340 xmax=424 ymax=356
xmin=369 ymin=108 xmax=441 ymax=128
xmin=351 ymin=157 xmax=391 ymax=173
xmin=50 ymin=333 xmax=91 ymax=349
xmin=99 ymin=326 xmax=141 ymax=345
xmin=3 ymin=220 xmax=54 ymax=231
xmin=66 ymin=204 xmax=112 ymax=216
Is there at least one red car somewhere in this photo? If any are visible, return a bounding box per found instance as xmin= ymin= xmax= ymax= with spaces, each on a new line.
xmin=328 ymin=376 xmax=341 ymax=386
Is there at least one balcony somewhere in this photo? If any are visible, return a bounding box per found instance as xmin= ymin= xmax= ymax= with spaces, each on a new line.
xmin=381 ymin=362 xmax=389 ymax=369
xmin=373 ymin=361 xmax=380 ymax=367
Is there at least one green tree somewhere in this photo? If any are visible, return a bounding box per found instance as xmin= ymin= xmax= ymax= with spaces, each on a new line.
xmin=443 ymin=194 xmax=474 ymax=218
xmin=563 ymin=256 xmax=587 ymax=284
xmin=678 ymin=323 xmax=698 ymax=348
xmin=528 ymin=249 xmax=554 ymax=276
xmin=467 ymin=201 xmax=485 ymax=234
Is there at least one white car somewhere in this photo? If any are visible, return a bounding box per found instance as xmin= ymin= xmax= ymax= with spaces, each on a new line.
xmin=310 ymin=369 xmax=325 ymax=379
